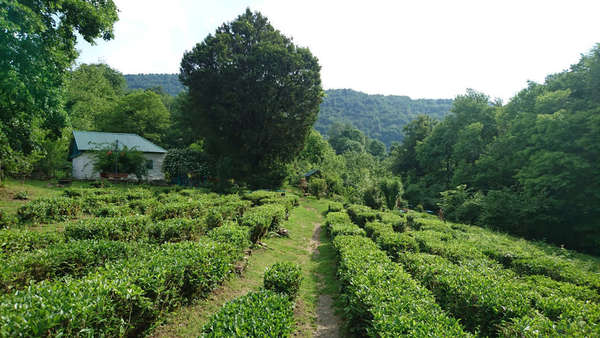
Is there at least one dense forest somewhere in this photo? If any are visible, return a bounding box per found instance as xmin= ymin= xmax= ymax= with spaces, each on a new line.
xmin=124 ymin=75 xmax=452 ymax=147
xmin=316 ymin=89 xmax=453 ymax=146
xmin=124 ymin=74 xmax=185 ymax=96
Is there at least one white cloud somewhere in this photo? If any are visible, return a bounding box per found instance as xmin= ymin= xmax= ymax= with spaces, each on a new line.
xmin=77 ymin=0 xmax=600 ymax=100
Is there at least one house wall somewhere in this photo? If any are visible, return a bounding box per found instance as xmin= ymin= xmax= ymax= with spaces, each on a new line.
xmin=72 ymin=152 xmax=166 ymax=181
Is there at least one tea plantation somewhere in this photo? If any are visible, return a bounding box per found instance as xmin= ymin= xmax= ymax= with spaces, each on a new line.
xmin=1 ymin=183 xmax=599 ymax=336
xmin=0 ymin=185 xmax=299 ymax=336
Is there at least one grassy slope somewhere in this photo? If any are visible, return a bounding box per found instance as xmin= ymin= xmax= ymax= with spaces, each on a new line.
xmin=150 ymin=196 xmax=342 ymax=337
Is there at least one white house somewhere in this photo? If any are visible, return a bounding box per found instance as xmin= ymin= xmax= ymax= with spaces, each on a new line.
xmin=69 ymin=130 xmax=167 ymax=181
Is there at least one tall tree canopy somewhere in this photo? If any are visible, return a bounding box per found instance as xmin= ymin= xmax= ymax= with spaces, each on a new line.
xmin=0 ymin=0 xmax=118 ymax=154
xmin=394 ymin=44 xmax=600 ymax=254
xmin=180 ymin=9 xmax=323 ymax=187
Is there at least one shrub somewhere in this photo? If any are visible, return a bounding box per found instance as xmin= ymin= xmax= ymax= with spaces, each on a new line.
xmin=378 ymin=212 xmax=406 ymax=232
xmin=93 ymin=205 xmax=132 ymax=217
xmin=92 ymin=144 xmax=148 ymax=180
xmin=308 ymin=178 xmax=327 ymax=199
xmin=332 ymin=235 xmax=469 ymax=336
xmin=207 ymin=223 xmax=251 ymax=251
xmin=242 ymin=190 xmax=281 ymax=205
xmin=202 ymin=290 xmax=294 ymax=337
xmin=13 ymin=191 xmax=29 ymax=200
xmin=146 ymin=218 xmax=204 ymax=243
xmin=0 ymin=210 xmax=17 ymax=229
xmin=263 ymin=262 xmax=302 ymax=300
xmin=362 ymin=184 xmax=384 ymax=210
xmin=241 ymin=204 xmax=286 ymax=243
xmin=17 ymin=197 xmax=81 ymax=222
xmin=329 ymin=223 xmax=366 ymax=238
xmin=346 ymin=204 xmax=378 ymax=226
xmin=378 ymin=177 xmax=403 ymax=210
xmin=205 ymin=208 xmax=224 ymax=229
xmin=64 ymin=216 xmax=150 ymax=241
xmin=0 ymin=272 xmax=153 ymax=337
xmin=326 ymin=201 xmax=343 ymax=213
xmin=0 ymin=240 xmax=140 ymax=292
xmin=0 ymin=229 xmax=64 ymax=255
xmin=150 ymin=201 xmax=204 ymax=220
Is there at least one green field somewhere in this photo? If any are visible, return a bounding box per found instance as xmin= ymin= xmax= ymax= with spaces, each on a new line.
xmin=1 ymin=180 xmax=599 ymax=337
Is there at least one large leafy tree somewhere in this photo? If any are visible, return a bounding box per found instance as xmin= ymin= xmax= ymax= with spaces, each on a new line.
xmin=64 ymin=63 xmax=126 ymax=130
xmin=96 ymin=90 xmax=170 ymax=146
xmin=0 ymin=0 xmax=118 ymax=154
xmin=180 ymin=9 xmax=323 ymax=187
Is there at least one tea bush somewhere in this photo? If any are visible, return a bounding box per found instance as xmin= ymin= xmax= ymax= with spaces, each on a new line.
xmin=17 ymin=197 xmax=81 ymax=222
xmin=326 ymin=201 xmax=343 ymax=213
xmin=150 ymin=201 xmax=205 ymax=220
xmin=263 ymin=262 xmax=302 ymax=300
xmin=242 ymin=190 xmax=282 ymax=205
xmin=0 ymin=240 xmax=140 ymax=292
xmin=346 ymin=204 xmax=378 ymax=226
xmin=0 ymin=229 xmax=64 ymax=255
xmin=241 ymin=204 xmax=286 ymax=243
xmin=64 ymin=216 xmax=150 ymax=241
xmin=332 ymin=235 xmax=469 ymax=336
xmin=207 ymin=224 xmax=251 ymax=251
xmin=0 ymin=272 xmax=153 ymax=337
xmin=146 ymin=218 xmax=204 ymax=243
xmin=328 ymin=223 xmax=366 ymax=238
xmin=201 ymin=290 xmax=294 ymax=337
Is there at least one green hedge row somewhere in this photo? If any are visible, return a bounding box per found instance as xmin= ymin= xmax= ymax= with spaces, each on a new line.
xmin=332 ymin=235 xmax=469 ymax=336
xmin=364 ymin=221 xmax=419 ymax=260
xmin=0 ymin=240 xmax=143 ymax=292
xmin=346 ymin=204 xmax=378 ymax=227
xmin=0 ymin=229 xmax=64 ymax=256
xmin=0 ymin=239 xmax=238 ymax=336
xmin=412 ymin=218 xmax=600 ymax=292
xmin=201 ymin=290 xmax=295 ymax=337
xmin=326 ymin=201 xmax=344 ymax=213
xmin=240 ymin=204 xmax=287 ymax=243
xmin=263 ymin=262 xmax=302 ymax=300
xmin=325 ymin=211 xmax=365 ymax=238
xmin=398 ymin=252 xmax=600 ymax=336
xmin=64 ymin=216 xmax=205 ymax=243
xmin=207 ymin=224 xmax=251 ymax=251
xmin=17 ymin=197 xmax=82 ymax=223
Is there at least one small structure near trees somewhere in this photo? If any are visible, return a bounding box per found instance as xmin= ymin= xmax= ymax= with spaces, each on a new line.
xmin=68 ymin=130 xmax=166 ymax=181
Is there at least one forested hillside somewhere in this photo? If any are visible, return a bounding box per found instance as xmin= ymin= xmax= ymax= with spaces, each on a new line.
xmin=124 ymin=75 xmax=452 ymax=146
xmin=316 ymin=89 xmax=453 ymax=146
xmin=124 ymin=74 xmax=185 ymax=96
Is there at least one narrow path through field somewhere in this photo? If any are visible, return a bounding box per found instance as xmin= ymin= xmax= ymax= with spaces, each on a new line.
xmin=150 ymin=197 xmax=342 ymax=337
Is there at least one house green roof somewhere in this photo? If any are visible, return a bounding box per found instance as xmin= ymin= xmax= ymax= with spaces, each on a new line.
xmin=70 ymin=130 xmax=166 ymax=159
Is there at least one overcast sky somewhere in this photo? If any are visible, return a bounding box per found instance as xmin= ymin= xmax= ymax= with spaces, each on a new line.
xmin=76 ymin=0 xmax=600 ymax=101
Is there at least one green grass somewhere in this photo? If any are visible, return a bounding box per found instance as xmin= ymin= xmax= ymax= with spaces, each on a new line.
xmin=150 ymin=196 xmax=341 ymax=337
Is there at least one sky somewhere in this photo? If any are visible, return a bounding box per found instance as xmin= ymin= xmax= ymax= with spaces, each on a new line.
xmin=76 ymin=0 xmax=600 ymax=102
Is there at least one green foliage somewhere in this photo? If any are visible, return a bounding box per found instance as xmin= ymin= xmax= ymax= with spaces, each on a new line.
xmin=207 ymin=224 xmax=251 ymax=251
xmin=64 ymin=63 xmax=126 ymax=130
xmin=241 ymin=204 xmax=287 ymax=243
xmin=95 ymin=90 xmax=170 ymax=145
xmin=395 ymin=45 xmax=600 ymax=254
xmin=180 ymin=9 xmax=323 ymax=188
xmin=346 ymin=204 xmax=378 ymax=226
xmin=125 ymin=74 xmax=185 ymax=96
xmin=201 ymin=290 xmax=295 ymax=337
xmin=378 ymin=177 xmax=404 ymax=210
xmin=332 ymin=235 xmax=468 ymax=336
xmin=64 ymin=216 xmax=150 ymax=241
xmin=308 ymin=178 xmax=327 ymax=199
xmin=1 ymin=0 xmax=118 ymax=156
xmin=91 ymin=143 xmax=148 ymax=179
xmin=0 ymin=240 xmax=138 ymax=292
xmin=17 ymin=197 xmax=81 ymax=223
xmin=316 ymin=89 xmax=452 ymax=147
xmin=162 ymin=148 xmax=212 ymax=182
xmin=327 ymin=201 xmax=344 ymax=213
xmin=328 ymin=223 xmax=366 ymax=239
xmin=362 ymin=184 xmax=384 ymax=210
xmin=0 ymin=229 xmax=64 ymax=255
xmin=263 ymin=262 xmax=303 ymax=300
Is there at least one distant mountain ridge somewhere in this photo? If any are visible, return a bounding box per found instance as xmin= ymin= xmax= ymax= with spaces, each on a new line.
xmin=124 ymin=74 xmax=453 ymax=146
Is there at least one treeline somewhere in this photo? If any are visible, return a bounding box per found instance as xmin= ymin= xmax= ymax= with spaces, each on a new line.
xmin=316 ymin=89 xmax=453 ymax=146
xmin=124 ymin=74 xmax=185 ymax=96
xmin=391 ymin=45 xmax=600 ymax=254
xmin=123 ymin=74 xmax=453 ymax=147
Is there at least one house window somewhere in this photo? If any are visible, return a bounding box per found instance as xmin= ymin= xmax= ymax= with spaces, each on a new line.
xmin=146 ymin=160 xmax=153 ymax=169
